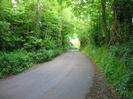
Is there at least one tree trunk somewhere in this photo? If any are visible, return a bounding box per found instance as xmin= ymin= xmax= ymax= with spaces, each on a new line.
xmin=101 ymin=0 xmax=109 ymax=44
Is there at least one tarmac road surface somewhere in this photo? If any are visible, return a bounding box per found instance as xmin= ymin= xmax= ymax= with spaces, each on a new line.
xmin=0 ymin=51 xmax=94 ymax=99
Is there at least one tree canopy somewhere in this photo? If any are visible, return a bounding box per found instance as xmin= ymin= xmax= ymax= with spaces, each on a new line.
xmin=0 ymin=0 xmax=133 ymax=98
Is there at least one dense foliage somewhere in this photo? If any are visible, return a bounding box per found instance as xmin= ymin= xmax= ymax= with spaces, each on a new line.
xmin=73 ymin=0 xmax=133 ymax=98
xmin=0 ymin=0 xmax=75 ymax=78
xmin=0 ymin=0 xmax=133 ymax=98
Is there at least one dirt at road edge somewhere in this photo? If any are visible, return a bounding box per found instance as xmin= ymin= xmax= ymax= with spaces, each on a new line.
xmin=86 ymin=61 xmax=120 ymax=99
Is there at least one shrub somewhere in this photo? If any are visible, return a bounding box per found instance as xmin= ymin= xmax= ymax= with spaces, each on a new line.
xmin=31 ymin=48 xmax=63 ymax=63
xmin=83 ymin=45 xmax=131 ymax=98
xmin=0 ymin=50 xmax=33 ymax=78
xmin=0 ymin=47 xmax=63 ymax=78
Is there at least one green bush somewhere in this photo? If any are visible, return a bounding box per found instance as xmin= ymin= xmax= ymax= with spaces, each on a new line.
xmin=0 ymin=50 xmax=33 ymax=78
xmin=83 ymin=45 xmax=132 ymax=98
xmin=0 ymin=48 xmax=63 ymax=78
xmin=31 ymin=48 xmax=63 ymax=63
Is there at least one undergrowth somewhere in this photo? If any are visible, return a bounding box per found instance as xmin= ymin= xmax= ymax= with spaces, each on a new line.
xmin=83 ymin=45 xmax=132 ymax=99
xmin=0 ymin=48 xmax=63 ymax=78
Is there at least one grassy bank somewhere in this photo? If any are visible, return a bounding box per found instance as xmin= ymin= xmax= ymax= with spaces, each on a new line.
xmin=83 ymin=45 xmax=132 ymax=99
xmin=0 ymin=48 xmax=63 ymax=78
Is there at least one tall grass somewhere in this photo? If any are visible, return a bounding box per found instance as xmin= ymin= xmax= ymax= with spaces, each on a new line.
xmin=83 ymin=45 xmax=131 ymax=98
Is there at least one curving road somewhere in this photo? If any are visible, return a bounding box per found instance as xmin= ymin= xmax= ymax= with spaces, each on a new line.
xmin=0 ymin=51 xmax=94 ymax=99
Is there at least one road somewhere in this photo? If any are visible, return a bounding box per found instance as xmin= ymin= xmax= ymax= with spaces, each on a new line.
xmin=0 ymin=51 xmax=94 ymax=99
